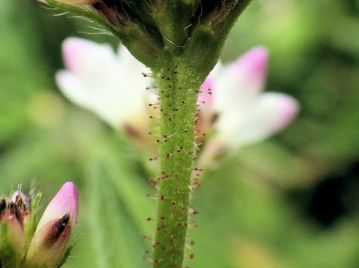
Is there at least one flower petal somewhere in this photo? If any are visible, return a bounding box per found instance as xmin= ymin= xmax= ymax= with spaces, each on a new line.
xmin=199 ymin=61 xmax=223 ymax=107
xmin=215 ymin=93 xmax=299 ymax=147
xmin=199 ymin=76 xmax=215 ymax=106
xmin=62 ymin=37 xmax=115 ymax=74
xmin=213 ymin=46 xmax=269 ymax=113
xmin=56 ymin=71 xmax=94 ymax=108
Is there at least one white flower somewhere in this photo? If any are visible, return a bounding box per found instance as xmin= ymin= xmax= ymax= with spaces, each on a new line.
xmin=56 ymin=37 xmax=151 ymax=132
xmin=198 ymin=47 xmax=299 ymax=164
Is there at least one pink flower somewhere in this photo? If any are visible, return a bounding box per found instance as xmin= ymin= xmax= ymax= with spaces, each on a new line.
xmin=198 ymin=47 xmax=299 ymax=164
xmin=25 ymin=182 xmax=79 ymax=268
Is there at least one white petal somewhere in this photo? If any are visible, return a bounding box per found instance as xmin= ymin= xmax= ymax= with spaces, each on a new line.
xmin=56 ymin=71 xmax=94 ymax=108
xmin=57 ymin=37 xmax=151 ymax=128
xmin=215 ymin=93 xmax=299 ymax=147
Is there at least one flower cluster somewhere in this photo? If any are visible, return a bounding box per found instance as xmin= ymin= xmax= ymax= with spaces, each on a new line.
xmin=0 ymin=182 xmax=78 ymax=268
xmin=57 ymin=37 xmax=299 ymax=166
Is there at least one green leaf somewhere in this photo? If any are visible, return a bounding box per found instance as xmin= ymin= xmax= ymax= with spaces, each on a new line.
xmin=88 ymin=156 xmax=151 ymax=268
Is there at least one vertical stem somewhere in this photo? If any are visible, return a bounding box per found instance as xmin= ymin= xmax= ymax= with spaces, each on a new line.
xmin=152 ymin=59 xmax=200 ymax=268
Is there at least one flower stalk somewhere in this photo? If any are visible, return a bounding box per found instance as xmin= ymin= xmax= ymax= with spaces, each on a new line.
xmin=153 ymin=58 xmax=202 ymax=267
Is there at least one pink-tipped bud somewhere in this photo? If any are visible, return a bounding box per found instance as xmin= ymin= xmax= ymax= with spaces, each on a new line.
xmin=25 ymin=182 xmax=79 ymax=268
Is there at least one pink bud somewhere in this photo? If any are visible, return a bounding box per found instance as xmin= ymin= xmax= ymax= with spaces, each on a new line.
xmin=37 ymin=182 xmax=78 ymax=230
xmin=25 ymin=182 xmax=79 ymax=268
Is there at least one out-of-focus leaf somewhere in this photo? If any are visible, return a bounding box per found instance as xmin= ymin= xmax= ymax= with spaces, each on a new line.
xmin=88 ymin=156 xmax=149 ymax=268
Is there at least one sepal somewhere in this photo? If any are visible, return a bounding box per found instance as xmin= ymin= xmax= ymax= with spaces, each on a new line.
xmin=43 ymin=0 xmax=163 ymax=68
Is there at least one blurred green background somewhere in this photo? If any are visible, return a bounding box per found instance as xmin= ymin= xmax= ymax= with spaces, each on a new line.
xmin=1 ymin=0 xmax=359 ymax=267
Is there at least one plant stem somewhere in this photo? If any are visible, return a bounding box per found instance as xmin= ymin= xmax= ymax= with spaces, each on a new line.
xmin=153 ymin=58 xmax=201 ymax=268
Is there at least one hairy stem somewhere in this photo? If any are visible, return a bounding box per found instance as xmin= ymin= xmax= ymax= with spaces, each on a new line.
xmin=152 ymin=58 xmax=201 ymax=268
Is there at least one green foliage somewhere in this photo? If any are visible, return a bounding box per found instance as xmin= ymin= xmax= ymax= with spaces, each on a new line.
xmin=0 ymin=0 xmax=359 ymax=267
xmin=24 ymin=192 xmax=42 ymax=247
xmin=88 ymin=157 xmax=148 ymax=268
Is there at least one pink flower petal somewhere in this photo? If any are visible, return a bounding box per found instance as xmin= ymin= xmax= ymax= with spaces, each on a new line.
xmin=229 ymin=46 xmax=268 ymax=95
xmin=199 ymin=61 xmax=224 ymax=107
xmin=62 ymin=38 xmax=91 ymax=72
xmin=213 ymin=46 xmax=269 ymax=113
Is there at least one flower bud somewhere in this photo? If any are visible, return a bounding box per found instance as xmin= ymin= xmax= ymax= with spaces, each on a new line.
xmin=25 ymin=182 xmax=78 ymax=268
xmin=0 ymin=192 xmax=31 ymax=256
xmin=11 ymin=191 xmax=31 ymax=225
xmin=5 ymin=202 xmax=26 ymax=250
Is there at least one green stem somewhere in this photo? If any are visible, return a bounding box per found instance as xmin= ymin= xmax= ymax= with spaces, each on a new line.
xmin=152 ymin=58 xmax=201 ymax=268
